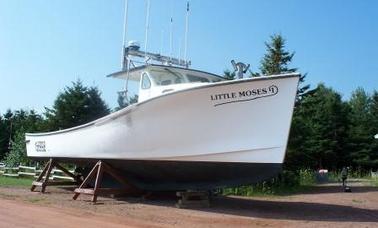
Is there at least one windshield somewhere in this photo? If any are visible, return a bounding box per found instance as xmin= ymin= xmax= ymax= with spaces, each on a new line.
xmin=150 ymin=69 xmax=185 ymax=86
xmin=186 ymin=74 xmax=210 ymax=83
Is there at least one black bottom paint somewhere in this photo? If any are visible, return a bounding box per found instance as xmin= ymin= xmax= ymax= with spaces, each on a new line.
xmin=31 ymin=157 xmax=282 ymax=191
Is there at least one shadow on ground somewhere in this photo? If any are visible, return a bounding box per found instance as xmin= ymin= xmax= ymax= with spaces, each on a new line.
xmin=299 ymin=185 xmax=378 ymax=194
xmin=205 ymin=195 xmax=378 ymax=223
xmin=119 ymin=185 xmax=378 ymax=223
xmin=54 ymin=184 xmax=378 ymax=223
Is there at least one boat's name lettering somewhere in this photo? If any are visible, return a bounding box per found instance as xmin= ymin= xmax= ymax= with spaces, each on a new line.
xmin=211 ymin=85 xmax=278 ymax=106
xmin=35 ymin=141 xmax=46 ymax=152
xmin=210 ymin=92 xmax=237 ymax=101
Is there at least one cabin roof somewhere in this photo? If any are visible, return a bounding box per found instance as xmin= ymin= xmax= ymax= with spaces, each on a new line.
xmin=107 ymin=64 xmax=226 ymax=81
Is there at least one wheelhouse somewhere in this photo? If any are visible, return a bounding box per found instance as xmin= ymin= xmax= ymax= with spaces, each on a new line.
xmin=108 ymin=64 xmax=225 ymax=102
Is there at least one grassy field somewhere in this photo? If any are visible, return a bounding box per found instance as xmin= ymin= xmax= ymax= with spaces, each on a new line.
xmin=0 ymin=176 xmax=33 ymax=187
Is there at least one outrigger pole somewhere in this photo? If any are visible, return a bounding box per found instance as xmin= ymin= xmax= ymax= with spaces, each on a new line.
xmin=184 ymin=1 xmax=189 ymax=62
xmin=144 ymin=0 xmax=151 ymax=60
xmin=122 ymin=0 xmax=129 ymax=70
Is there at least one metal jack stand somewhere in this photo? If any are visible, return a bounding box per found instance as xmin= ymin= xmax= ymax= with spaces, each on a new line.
xmin=31 ymin=158 xmax=80 ymax=193
xmin=72 ymin=160 xmax=137 ymax=203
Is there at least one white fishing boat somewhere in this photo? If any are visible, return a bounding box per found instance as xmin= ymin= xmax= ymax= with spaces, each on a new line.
xmin=26 ymin=2 xmax=299 ymax=191
xmin=26 ymin=41 xmax=299 ymax=190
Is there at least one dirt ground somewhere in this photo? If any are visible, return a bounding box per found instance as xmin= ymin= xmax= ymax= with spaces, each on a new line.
xmin=0 ymin=179 xmax=377 ymax=228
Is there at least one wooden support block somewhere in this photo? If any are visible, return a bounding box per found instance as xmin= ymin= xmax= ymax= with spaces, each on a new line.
xmin=32 ymin=181 xmax=43 ymax=187
xmin=74 ymin=188 xmax=95 ymax=195
xmin=176 ymin=191 xmax=210 ymax=209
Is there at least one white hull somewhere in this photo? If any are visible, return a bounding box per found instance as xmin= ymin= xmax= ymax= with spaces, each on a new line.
xmin=26 ymin=74 xmax=299 ymax=165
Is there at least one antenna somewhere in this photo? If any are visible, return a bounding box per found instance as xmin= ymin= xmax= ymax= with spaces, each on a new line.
xmin=184 ymin=1 xmax=189 ymax=63
xmin=178 ymin=37 xmax=182 ymax=62
xmin=121 ymin=0 xmax=129 ymax=69
xmin=144 ymin=0 xmax=151 ymax=60
xmin=169 ymin=17 xmax=173 ymax=61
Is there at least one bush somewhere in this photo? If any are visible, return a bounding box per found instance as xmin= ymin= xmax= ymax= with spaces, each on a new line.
xmin=299 ymin=169 xmax=316 ymax=185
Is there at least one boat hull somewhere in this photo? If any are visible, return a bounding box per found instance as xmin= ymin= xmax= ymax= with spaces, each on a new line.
xmin=26 ymin=74 xmax=299 ymax=190
xmin=30 ymin=157 xmax=282 ymax=191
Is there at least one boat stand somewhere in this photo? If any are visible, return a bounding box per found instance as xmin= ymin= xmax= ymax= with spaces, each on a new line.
xmin=31 ymin=158 xmax=80 ymax=193
xmin=72 ymin=160 xmax=137 ymax=203
xmin=176 ymin=191 xmax=210 ymax=208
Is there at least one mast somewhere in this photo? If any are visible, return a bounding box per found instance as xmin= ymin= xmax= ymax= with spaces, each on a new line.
xmin=178 ymin=37 xmax=182 ymax=62
xmin=121 ymin=0 xmax=129 ymax=70
xmin=144 ymin=0 xmax=151 ymax=60
xmin=169 ymin=17 xmax=173 ymax=61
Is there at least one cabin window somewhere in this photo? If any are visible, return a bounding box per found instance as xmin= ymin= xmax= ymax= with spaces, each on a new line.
xmin=141 ymin=73 xmax=151 ymax=89
xmin=150 ymin=69 xmax=185 ymax=86
xmin=187 ymin=74 xmax=210 ymax=83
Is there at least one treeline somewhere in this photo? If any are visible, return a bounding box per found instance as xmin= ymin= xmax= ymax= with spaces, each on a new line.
xmin=0 ymin=34 xmax=377 ymax=172
xmin=286 ymin=85 xmax=378 ymax=171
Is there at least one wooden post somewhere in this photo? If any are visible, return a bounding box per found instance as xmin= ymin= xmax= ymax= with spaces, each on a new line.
xmin=30 ymin=159 xmax=51 ymax=192
xmin=31 ymin=158 xmax=80 ymax=193
xmin=91 ymin=161 xmax=104 ymax=202
xmin=41 ymin=159 xmax=54 ymax=193
xmin=73 ymin=160 xmax=139 ymax=203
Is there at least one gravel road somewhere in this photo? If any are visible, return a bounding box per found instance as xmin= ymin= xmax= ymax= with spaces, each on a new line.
xmin=0 ymin=180 xmax=377 ymax=227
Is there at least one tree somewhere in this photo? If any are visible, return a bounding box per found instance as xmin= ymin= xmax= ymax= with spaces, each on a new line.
xmin=4 ymin=127 xmax=30 ymax=166
xmin=260 ymin=34 xmax=296 ymax=75
xmin=347 ymin=88 xmax=377 ymax=169
xmin=370 ymin=91 xmax=378 ymax=170
xmin=259 ymin=34 xmax=309 ymax=103
xmin=0 ymin=110 xmax=13 ymax=160
xmin=0 ymin=115 xmax=8 ymax=160
xmin=45 ymin=80 xmax=110 ymax=130
xmin=116 ymin=93 xmax=138 ymax=111
xmin=223 ymin=70 xmax=235 ymax=80
xmin=285 ymin=84 xmax=349 ymax=170
xmin=0 ymin=109 xmax=44 ymax=161
xmin=371 ymin=91 xmax=378 ymax=134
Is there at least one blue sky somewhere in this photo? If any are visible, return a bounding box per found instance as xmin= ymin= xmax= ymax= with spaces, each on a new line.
xmin=0 ymin=0 xmax=377 ymax=113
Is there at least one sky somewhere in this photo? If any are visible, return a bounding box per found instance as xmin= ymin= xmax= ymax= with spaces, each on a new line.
xmin=0 ymin=0 xmax=377 ymax=113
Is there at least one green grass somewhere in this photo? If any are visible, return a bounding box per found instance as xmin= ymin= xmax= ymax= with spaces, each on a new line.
xmin=222 ymin=184 xmax=313 ymax=197
xmin=369 ymin=177 xmax=378 ymax=187
xmin=328 ymin=169 xmax=374 ymax=181
xmin=0 ymin=175 xmax=33 ymax=187
xmin=222 ymin=169 xmax=317 ymax=197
